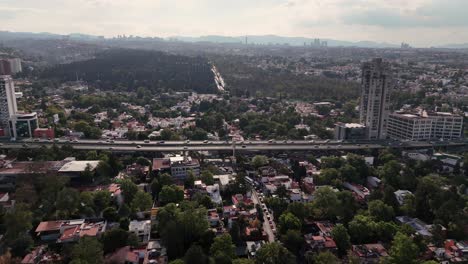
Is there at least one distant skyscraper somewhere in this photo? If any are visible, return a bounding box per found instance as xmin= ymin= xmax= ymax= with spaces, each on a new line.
xmin=8 ymin=58 xmax=22 ymax=74
xmin=359 ymin=58 xmax=392 ymax=140
xmin=0 ymin=60 xmax=12 ymax=75
xmin=314 ymin=38 xmax=320 ymax=47
xmin=0 ymin=75 xmax=18 ymax=133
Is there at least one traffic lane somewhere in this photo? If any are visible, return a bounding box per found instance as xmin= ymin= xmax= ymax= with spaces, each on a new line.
xmin=251 ymin=189 xmax=275 ymax=242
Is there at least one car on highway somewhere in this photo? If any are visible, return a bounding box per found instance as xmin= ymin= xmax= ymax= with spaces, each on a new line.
xmin=203 ymin=140 xmax=208 ymax=144
xmin=242 ymin=145 xmax=246 ymax=148
xmin=136 ymin=145 xmax=142 ymax=148
xmin=144 ymin=140 xmax=150 ymax=143
xmin=159 ymin=141 xmax=165 ymax=144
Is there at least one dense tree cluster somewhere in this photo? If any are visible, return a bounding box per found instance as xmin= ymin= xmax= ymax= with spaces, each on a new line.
xmin=40 ymin=49 xmax=217 ymax=94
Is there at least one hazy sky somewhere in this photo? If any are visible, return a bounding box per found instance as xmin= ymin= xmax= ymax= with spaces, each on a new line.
xmin=0 ymin=0 xmax=467 ymax=46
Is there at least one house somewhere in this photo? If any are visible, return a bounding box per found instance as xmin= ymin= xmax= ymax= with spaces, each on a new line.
xmin=104 ymin=246 xmax=147 ymax=264
xmin=0 ymin=192 xmax=14 ymax=211
xmin=126 ymin=163 xmax=150 ymax=179
xmin=394 ymin=190 xmax=412 ymax=205
xmin=145 ymin=240 xmax=168 ymax=264
xmin=246 ymin=241 xmax=265 ymax=258
xmin=343 ymin=182 xmax=370 ymax=201
xmin=208 ymin=209 xmax=221 ymax=227
xmin=129 ymin=220 xmax=151 ymax=243
xmin=350 ymin=244 xmax=389 ymax=263
xmin=35 ymin=219 xmax=107 ymax=243
xmin=232 ymin=194 xmax=253 ymax=207
xmin=396 ymin=216 xmax=443 ymax=237
xmin=304 ymin=221 xmax=337 ymax=253
xmin=213 ymin=174 xmax=235 ymax=191
xmin=153 ymin=155 xmax=200 ymax=180
xmin=21 ymin=246 xmax=61 ymax=264
xmin=206 ymin=184 xmax=222 ymax=204
xmin=304 ymin=234 xmax=337 ymax=253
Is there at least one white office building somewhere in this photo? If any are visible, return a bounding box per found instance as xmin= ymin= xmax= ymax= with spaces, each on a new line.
xmin=0 ymin=76 xmax=18 ymax=135
xmin=359 ymin=58 xmax=393 ymax=140
xmin=387 ymin=111 xmax=463 ymax=140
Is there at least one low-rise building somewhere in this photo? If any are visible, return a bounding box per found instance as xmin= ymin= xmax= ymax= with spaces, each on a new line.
xmin=35 ymin=219 xmax=107 ymax=243
xmin=394 ymin=190 xmax=412 ymax=205
xmin=334 ymin=122 xmax=366 ymax=140
xmin=153 ymin=155 xmax=200 ymax=180
xmin=129 ymin=220 xmax=151 ymax=243
xmin=387 ymin=111 xmax=463 ymax=140
xmin=350 ymin=243 xmax=389 ymax=263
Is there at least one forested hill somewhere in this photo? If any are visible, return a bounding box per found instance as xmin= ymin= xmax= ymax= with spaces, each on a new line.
xmin=40 ymin=49 xmax=217 ymax=94
xmin=213 ymin=56 xmax=360 ymax=101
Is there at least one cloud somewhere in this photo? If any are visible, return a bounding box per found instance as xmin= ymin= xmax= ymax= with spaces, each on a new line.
xmin=0 ymin=0 xmax=466 ymax=46
xmin=341 ymin=0 xmax=468 ymax=28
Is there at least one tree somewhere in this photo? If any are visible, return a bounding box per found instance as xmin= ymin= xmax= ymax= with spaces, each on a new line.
xmin=337 ymin=191 xmax=358 ymax=224
xmin=280 ymin=229 xmax=303 ymax=255
xmin=9 ymin=234 xmax=33 ymax=257
xmin=252 ymin=155 xmax=269 ymax=168
xmin=185 ymin=245 xmax=208 ymax=264
xmin=101 ymin=228 xmax=134 ymax=253
xmin=159 ymin=185 xmax=184 ymax=205
xmin=368 ymin=200 xmax=395 ymax=222
xmin=275 ymin=185 xmax=288 ymax=198
xmin=120 ymin=179 xmax=139 ymax=204
xmin=71 ymin=237 xmax=104 ymax=264
xmin=286 ymin=202 xmax=306 ymax=222
xmin=4 ymin=206 xmax=32 ymax=243
xmin=233 ymin=259 xmax=255 ymax=264
xmin=379 ymin=160 xmax=403 ymax=188
xmin=264 ymin=197 xmax=288 ymax=219
xmin=93 ymin=191 xmax=112 ymax=213
xmin=278 ymin=212 xmax=302 ymax=234
xmin=311 ymin=251 xmax=340 ymax=264
xmin=131 ymin=191 xmax=153 ymax=212
xmin=56 ymin=188 xmax=80 ymax=218
xmin=102 ymin=207 xmax=118 ymax=222
xmin=255 ymin=242 xmax=295 ymax=264
xmin=386 ymin=232 xmax=419 ymax=264
xmin=210 ymin=234 xmax=236 ymax=260
xmin=320 ymin=156 xmax=344 ymax=169
xmin=348 ymin=215 xmax=374 ymax=244
xmin=339 ymin=164 xmax=359 ymax=183
xmin=331 ymin=224 xmax=351 ymax=256
xmin=316 ymin=168 xmax=340 ymax=185
xmin=311 ymin=187 xmax=340 ymax=220
xmin=184 ymin=170 xmax=196 ymax=189
xmin=201 ymin=170 xmax=215 ymax=185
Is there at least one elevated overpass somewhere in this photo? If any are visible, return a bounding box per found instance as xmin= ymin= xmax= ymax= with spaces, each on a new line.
xmin=0 ymin=138 xmax=465 ymax=153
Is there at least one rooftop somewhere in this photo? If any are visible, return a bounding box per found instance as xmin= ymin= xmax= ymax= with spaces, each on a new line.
xmin=58 ymin=160 xmax=100 ymax=172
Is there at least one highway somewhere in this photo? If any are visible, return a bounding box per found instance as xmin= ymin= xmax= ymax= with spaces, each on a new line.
xmin=0 ymin=138 xmax=465 ymax=152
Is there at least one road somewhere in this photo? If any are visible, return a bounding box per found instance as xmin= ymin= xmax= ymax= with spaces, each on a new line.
xmin=251 ymin=189 xmax=276 ymax=242
xmin=0 ymin=139 xmax=465 ymax=153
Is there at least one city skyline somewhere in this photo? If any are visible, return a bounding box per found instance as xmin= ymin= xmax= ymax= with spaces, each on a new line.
xmin=0 ymin=0 xmax=468 ymax=47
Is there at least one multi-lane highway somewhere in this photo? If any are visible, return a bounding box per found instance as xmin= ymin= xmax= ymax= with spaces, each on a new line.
xmin=0 ymin=138 xmax=465 ymax=152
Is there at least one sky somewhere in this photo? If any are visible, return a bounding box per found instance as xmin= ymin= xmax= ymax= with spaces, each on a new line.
xmin=0 ymin=0 xmax=467 ymax=47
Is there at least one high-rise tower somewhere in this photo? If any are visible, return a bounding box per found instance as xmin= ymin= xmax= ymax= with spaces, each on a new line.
xmin=0 ymin=75 xmax=18 ymax=131
xmin=359 ymin=58 xmax=392 ymax=140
